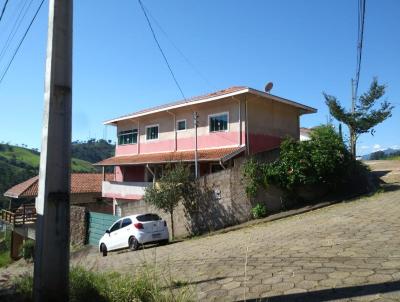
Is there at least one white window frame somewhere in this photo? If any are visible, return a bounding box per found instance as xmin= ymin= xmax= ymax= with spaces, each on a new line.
xmin=117 ymin=129 xmax=138 ymax=145
xmin=208 ymin=111 xmax=229 ymax=133
xmin=145 ymin=124 xmax=159 ymax=141
xmin=176 ymin=119 xmax=187 ymax=131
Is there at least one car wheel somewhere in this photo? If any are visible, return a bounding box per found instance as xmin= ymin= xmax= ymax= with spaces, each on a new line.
xmin=159 ymin=239 xmax=169 ymax=246
xmin=100 ymin=243 xmax=107 ymax=257
xmin=129 ymin=236 xmax=139 ymax=251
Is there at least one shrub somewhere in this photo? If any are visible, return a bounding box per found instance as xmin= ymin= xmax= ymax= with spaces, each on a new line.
xmin=21 ymin=240 xmax=35 ymax=260
xmin=243 ymin=125 xmax=369 ymax=198
xmin=251 ymin=203 xmax=267 ymax=219
xmin=12 ymin=265 xmax=193 ymax=302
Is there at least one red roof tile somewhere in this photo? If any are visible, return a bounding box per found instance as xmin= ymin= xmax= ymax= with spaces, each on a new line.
xmin=94 ymin=146 xmax=245 ymax=166
xmin=4 ymin=173 xmax=113 ymax=199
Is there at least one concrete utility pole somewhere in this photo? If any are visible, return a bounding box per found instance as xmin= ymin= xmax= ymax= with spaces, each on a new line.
xmin=33 ymin=0 xmax=73 ymax=301
xmin=193 ymin=112 xmax=199 ymax=178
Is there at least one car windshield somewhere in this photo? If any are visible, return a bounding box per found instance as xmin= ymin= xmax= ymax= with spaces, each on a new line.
xmin=136 ymin=214 xmax=161 ymax=222
xmin=109 ymin=220 xmax=121 ymax=232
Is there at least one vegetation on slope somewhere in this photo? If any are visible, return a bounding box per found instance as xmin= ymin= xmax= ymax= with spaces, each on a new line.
xmin=71 ymin=139 xmax=114 ymax=163
xmin=0 ymin=143 xmax=98 ymax=208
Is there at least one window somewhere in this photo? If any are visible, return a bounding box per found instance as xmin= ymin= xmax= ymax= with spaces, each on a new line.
xmin=137 ymin=214 xmax=161 ymax=222
xmin=209 ymin=113 xmax=228 ymax=132
xmin=177 ymin=119 xmax=186 ymax=131
xmin=118 ymin=129 xmax=138 ymax=145
xmin=121 ymin=218 xmax=132 ymax=228
xmin=146 ymin=125 xmax=159 ymax=140
xmin=109 ymin=220 xmax=121 ymax=233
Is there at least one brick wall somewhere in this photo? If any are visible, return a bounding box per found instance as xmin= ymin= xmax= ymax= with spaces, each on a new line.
xmin=119 ymin=153 xmax=286 ymax=238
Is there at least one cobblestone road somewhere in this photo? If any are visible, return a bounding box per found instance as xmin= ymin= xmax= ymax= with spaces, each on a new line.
xmin=1 ymin=161 xmax=400 ymax=301
xmin=73 ymin=186 xmax=400 ymax=301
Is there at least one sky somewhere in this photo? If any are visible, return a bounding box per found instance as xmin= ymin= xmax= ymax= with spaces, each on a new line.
xmin=0 ymin=0 xmax=398 ymax=155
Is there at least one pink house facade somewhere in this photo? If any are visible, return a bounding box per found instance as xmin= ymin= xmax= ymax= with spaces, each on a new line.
xmin=95 ymin=86 xmax=316 ymax=215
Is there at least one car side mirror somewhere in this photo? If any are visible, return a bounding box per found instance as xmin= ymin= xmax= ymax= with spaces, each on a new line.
xmin=105 ymin=230 xmax=110 ymax=235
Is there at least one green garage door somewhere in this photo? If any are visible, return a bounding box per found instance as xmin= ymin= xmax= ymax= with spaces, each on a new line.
xmin=88 ymin=212 xmax=119 ymax=246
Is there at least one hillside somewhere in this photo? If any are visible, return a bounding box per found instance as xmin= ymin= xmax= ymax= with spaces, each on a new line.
xmin=72 ymin=139 xmax=114 ymax=163
xmin=0 ymin=143 xmax=98 ymax=207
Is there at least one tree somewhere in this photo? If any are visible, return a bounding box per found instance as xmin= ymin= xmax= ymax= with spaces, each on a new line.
xmin=143 ymin=164 xmax=191 ymax=240
xmin=324 ymin=78 xmax=394 ymax=157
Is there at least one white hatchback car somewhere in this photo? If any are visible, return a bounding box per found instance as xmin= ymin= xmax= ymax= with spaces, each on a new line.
xmin=99 ymin=213 xmax=169 ymax=256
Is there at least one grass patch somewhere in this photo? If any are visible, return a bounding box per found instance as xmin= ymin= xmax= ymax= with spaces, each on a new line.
xmin=0 ymin=249 xmax=11 ymax=268
xmin=12 ymin=265 xmax=193 ymax=302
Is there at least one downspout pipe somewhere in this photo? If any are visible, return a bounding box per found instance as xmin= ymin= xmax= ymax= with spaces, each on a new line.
xmin=167 ymin=110 xmax=177 ymax=151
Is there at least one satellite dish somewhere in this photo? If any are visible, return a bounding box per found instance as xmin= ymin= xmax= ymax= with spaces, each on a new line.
xmin=265 ymin=82 xmax=273 ymax=93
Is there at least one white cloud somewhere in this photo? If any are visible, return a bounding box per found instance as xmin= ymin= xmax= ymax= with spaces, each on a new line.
xmin=391 ymin=145 xmax=399 ymax=150
xmin=373 ymin=144 xmax=381 ymax=150
xmin=360 ymin=145 xmax=370 ymax=150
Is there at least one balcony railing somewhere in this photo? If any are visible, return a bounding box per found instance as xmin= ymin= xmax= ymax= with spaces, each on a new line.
xmin=102 ymin=181 xmax=152 ymax=200
xmin=0 ymin=203 xmax=37 ymax=226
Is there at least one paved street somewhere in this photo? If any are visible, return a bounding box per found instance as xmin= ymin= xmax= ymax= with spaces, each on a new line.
xmin=73 ymin=185 xmax=400 ymax=301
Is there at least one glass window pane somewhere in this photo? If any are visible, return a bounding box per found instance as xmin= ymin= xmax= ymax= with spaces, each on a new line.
xmin=209 ymin=114 xmax=228 ymax=132
xmin=177 ymin=120 xmax=186 ymax=130
xmin=146 ymin=126 xmax=158 ymax=140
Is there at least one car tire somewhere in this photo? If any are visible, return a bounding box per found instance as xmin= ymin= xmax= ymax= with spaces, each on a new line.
xmin=100 ymin=243 xmax=107 ymax=257
xmin=159 ymin=239 xmax=169 ymax=246
xmin=129 ymin=236 xmax=139 ymax=251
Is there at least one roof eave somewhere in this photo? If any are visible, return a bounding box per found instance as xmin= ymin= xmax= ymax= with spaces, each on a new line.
xmin=103 ymin=88 xmax=251 ymax=126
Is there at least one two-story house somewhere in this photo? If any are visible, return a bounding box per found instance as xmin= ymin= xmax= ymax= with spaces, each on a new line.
xmin=95 ymin=86 xmax=316 ymax=216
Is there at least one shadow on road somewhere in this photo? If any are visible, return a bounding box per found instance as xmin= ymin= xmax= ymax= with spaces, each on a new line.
xmin=236 ymin=280 xmax=400 ymax=302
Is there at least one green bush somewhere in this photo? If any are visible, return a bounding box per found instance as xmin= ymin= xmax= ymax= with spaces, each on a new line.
xmin=21 ymin=240 xmax=35 ymax=260
xmin=13 ymin=265 xmax=193 ymax=302
xmin=251 ymin=203 xmax=267 ymax=219
xmin=243 ymin=125 xmax=369 ymax=197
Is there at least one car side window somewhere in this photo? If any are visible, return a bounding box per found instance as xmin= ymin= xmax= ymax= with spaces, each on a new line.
xmin=110 ymin=220 xmax=121 ymax=233
xmin=121 ymin=218 xmax=132 ymax=228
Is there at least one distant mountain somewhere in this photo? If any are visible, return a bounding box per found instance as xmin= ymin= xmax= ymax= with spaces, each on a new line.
xmin=362 ymin=148 xmax=400 ymax=160
xmin=0 ymin=143 xmax=101 ymax=208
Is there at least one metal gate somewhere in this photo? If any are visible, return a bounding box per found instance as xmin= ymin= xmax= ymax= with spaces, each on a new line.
xmin=88 ymin=212 xmax=119 ymax=246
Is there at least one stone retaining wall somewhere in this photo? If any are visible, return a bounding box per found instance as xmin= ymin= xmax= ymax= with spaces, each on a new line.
xmin=70 ymin=206 xmax=87 ymax=246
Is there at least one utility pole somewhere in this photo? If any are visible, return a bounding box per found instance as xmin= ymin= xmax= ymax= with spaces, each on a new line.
xmin=193 ymin=112 xmax=199 ymax=178
xmin=33 ymin=1 xmax=72 ymax=301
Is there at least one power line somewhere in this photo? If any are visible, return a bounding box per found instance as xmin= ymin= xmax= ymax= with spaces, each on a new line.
xmin=0 ymin=0 xmax=45 ymax=86
xmin=0 ymin=0 xmax=10 ymax=23
xmin=354 ymin=0 xmax=366 ymax=99
xmin=137 ymin=0 xmax=186 ymax=100
xmin=141 ymin=2 xmax=215 ymax=90
xmin=0 ymin=0 xmax=34 ymax=64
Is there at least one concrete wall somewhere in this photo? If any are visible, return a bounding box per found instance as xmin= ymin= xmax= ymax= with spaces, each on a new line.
xmin=247 ymin=95 xmax=300 ymax=154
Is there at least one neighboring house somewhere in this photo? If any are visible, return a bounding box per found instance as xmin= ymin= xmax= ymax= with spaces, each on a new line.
xmin=300 ymin=127 xmax=313 ymax=141
xmin=4 ymin=173 xmax=113 ymax=214
xmin=95 ymin=86 xmax=317 ymax=216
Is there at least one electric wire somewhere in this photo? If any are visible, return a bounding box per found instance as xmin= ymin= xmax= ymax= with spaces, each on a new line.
xmin=137 ymin=0 xmax=186 ymax=100
xmin=0 ymin=0 xmax=45 ymax=86
xmin=0 ymin=0 xmax=34 ymax=64
xmin=0 ymin=0 xmax=10 ymax=24
xmin=354 ymin=0 xmax=366 ymax=99
xmin=140 ymin=2 xmax=215 ymax=90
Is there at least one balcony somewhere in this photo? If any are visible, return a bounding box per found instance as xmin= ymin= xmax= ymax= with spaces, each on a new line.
xmin=102 ymin=181 xmax=152 ymax=200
